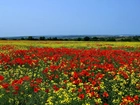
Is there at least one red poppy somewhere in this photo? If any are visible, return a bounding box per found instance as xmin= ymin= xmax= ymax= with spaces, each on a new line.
xmin=134 ymin=95 xmax=139 ymax=100
xmin=12 ymin=85 xmax=19 ymax=91
xmin=78 ymin=94 xmax=85 ymax=100
xmin=45 ymin=89 xmax=49 ymax=93
xmin=89 ymin=91 xmax=95 ymax=98
xmin=92 ymin=80 xmax=96 ymax=86
xmin=34 ymin=87 xmax=40 ymax=93
xmin=42 ymin=68 xmax=48 ymax=74
xmin=53 ymin=85 xmax=59 ymax=91
xmin=12 ymin=79 xmax=23 ymax=86
xmin=0 ymin=75 xmax=4 ymax=81
xmin=13 ymin=91 xmax=18 ymax=94
xmin=1 ymin=83 xmax=9 ymax=89
xmin=35 ymin=78 xmax=43 ymax=84
xmin=103 ymin=92 xmax=109 ymax=98
xmin=73 ymin=72 xmax=78 ymax=79
xmin=78 ymin=88 xmax=83 ymax=93
xmin=22 ymin=76 xmax=30 ymax=81
xmin=126 ymin=96 xmax=134 ymax=102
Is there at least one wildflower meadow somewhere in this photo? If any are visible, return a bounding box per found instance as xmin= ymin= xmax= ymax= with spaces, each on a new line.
xmin=0 ymin=41 xmax=140 ymax=105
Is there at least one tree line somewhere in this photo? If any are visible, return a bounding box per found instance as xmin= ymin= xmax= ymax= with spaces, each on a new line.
xmin=0 ymin=36 xmax=140 ymax=41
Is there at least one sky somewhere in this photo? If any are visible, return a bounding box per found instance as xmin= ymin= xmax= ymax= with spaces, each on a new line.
xmin=0 ymin=0 xmax=140 ymax=37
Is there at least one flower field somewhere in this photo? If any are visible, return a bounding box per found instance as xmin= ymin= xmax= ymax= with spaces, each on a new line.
xmin=0 ymin=41 xmax=140 ymax=105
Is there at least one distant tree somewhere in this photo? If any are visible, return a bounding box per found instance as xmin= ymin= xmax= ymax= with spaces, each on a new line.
xmin=39 ymin=36 xmax=45 ymax=40
xmin=133 ymin=36 xmax=139 ymax=41
xmin=47 ymin=37 xmax=50 ymax=40
xmin=52 ymin=37 xmax=58 ymax=40
xmin=84 ymin=36 xmax=90 ymax=41
xmin=21 ymin=37 xmax=25 ymax=40
xmin=106 ymin=38 xmax=116 ymax=41
xmin=98 ymin=38 xmax=105 ymax=41
xmin=13 ymin=39 xmax=17 ymax=40
xmin=92 ymin=37 xmax=98 ymax=41
xmin=27 ymin=36 xmax=34 ymax=40
xmin=77 ymin=37 xmax=82 ymax=41
xmin=64 ymin=39 xmax=68 ymax=41
xmin=59 ymin=38 xmax=63 ymax=41
xmin=1 ymin=38 xmax=7 ymax=40
xmin=121 ymin=38 xmax=132 ymax=41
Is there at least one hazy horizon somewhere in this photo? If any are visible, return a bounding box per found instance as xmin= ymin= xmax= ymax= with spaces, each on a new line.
xmin=1 ymin=34 xmax=139 ymax=38
xmin=0 ymin=0 xmax=140 ymax=37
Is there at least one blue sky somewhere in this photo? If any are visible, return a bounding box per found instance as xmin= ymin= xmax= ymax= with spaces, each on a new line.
xmin=0 ymin=0 xmax=140 ymax=37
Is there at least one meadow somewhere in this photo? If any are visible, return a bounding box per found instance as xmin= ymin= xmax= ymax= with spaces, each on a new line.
xmin=0 ymin=40 xmax=140 ymax=105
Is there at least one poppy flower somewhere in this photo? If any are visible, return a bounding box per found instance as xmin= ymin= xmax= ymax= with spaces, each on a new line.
xmin=103 ymin=92 xmax=109 ymax=98
xmin=34 ymin=87 xmax=40 ymax=93
xmin=53 ymin=85 xmax=59 ymax=91
xmin=78 ymin=88 xmax=83 ymax=93
xmin=0 ymin=75 xmax=4 ymax=81
xmin=134 ymin=95 xmax=139 ymax=100
xmin=12 ymin=85 xmax=19 ymax=91
xmin=45 ymin=89 xmax=49 ymax=93
xmin=22 ymin=76 xmax=30 ymax=81
xmin=1 ymin=83 xmax=9 ymax=89
xmin=78 ymin=94 xmax=85 ymax=100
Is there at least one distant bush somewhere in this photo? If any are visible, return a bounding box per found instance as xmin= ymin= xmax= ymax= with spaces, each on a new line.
xmin=84 ymin=36 xmax=90 ymax=41
xmin=39 ymin=37 xmax=45 ymax=40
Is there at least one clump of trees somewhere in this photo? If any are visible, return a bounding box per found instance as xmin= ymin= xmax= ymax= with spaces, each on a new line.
xmin=75 ymin=36 xmax=140 ymax=41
